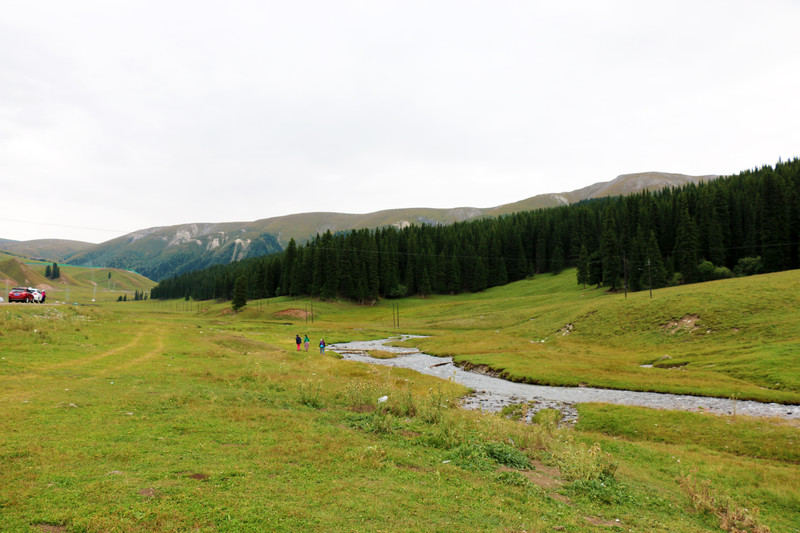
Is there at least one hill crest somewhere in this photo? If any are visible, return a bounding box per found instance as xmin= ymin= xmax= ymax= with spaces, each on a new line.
xmin=2 ymin=171 xmax=717 ymax=280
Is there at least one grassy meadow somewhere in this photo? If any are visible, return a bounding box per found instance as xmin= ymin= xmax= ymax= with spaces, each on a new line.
xmin=1 ymin=269 xmax=799 ymax=532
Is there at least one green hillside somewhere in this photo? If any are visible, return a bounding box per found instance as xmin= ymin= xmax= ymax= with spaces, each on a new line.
xmin=62 ymin=225 xmax=282 ymax=281
xmin=0 ymin=257 xmax=156 ymax=303
xmin=393 ymin=268 xmax=800 ymax=404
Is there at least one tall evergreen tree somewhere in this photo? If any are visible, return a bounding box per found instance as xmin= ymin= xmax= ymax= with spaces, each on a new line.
xmin=600 ymin=207 xmax=621 ymax=289
xmin=280 ymin=239 xmax=298 ymax=296
xmin=576 ymin=244 xmax=589 ymax=288
xmin=759 ymin=171 xmax=789 ymax=272
xmin=550 ymin=242 xmax=564 ymax=275
xmin=673 ymin=199 xmax=699 ymax=283
xmin=232 ymin=275 xmax=247 ymax=312
xmin=472 ymin=257 xmax=488 ymax=292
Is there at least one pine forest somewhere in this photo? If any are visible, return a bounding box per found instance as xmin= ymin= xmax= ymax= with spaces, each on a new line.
xmin=151 ymin=159 xmax=800 ymax=303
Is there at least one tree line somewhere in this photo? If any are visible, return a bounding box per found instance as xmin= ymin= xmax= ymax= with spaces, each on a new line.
xmin=151 ymin=158 xmax=800 ymax=303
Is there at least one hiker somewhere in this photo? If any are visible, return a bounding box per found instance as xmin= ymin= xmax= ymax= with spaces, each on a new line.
xmin=319 ymin=338 xmax=326 ymax=354
xmin=295 ymin=334 xmax=302 ymax=351
xmin=303 ymin=334 xmax=310 ymax=351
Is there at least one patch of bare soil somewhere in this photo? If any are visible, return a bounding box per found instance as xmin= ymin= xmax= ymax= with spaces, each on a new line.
xmin=663 ymin=314 xmax=700 ymax=334
xmin=188 ymin=473 xmax=209 ymax=481
xmin=516 ymin=460 xmax=565 ymax=490
xmin=513 ymin=462 xmax=623 ymax=528
xmin=274 ymin=308 xmax=311 ymax=319
xmin=138 ymin=488 xmax=157 ymax=498
xmin=35 ymin=526 xmax=67 ymax=533
xmin=584 ymin=515 xmax=622 ymax=527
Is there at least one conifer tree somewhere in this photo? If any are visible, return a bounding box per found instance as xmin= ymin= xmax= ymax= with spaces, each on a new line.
xmin=472 ymin=257 xmax=488 ymax=292
xmin=365 ymin=235 xmax=380 ymax=302
xmin=759 ymin=171 xmax=789 ymax=272
xmin=280 ymin=239 xmax=298 ymax=296
xmin=447 ymin=254 xmax=461 ymax=294
xmin=645 ymin=231 xmax=668 ymax=289
xmin=535 ymin=230 xmax=547 ymax=274
xmin=600 ymin=207 xmax=621 ymax=289
xmin=576 ymin=244 xmax=589 ymax=288
xmin=550 ymin=242 xmax=564 ymax=275
xmin=232 ymin=275 xmax=247 ymax=312
xmin=673 ymin=200 xmax=699 ymax=283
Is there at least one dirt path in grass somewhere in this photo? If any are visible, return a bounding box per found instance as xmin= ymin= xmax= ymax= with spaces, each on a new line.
xmin=329 ymin=336 xmax=800 ymax=422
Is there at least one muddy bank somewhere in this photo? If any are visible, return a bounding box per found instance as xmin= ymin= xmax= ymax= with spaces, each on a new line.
xmin=328 ymin=336 xmax=800 ymax=422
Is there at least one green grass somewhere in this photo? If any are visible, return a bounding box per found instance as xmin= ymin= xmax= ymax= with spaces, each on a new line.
xmin=391 ymin=269 xmax=800 ymax=404
xmin=1 ymin=269 xmax=799 ymax=531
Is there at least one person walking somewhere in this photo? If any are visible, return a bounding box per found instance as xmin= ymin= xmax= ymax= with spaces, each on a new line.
xmin=303 ymin=334 xmax=310 ymax=352
xmin=319 ymin=338 xmax=326 ymax=355
xmin=295 ymin=334 xmax=302 ymax=351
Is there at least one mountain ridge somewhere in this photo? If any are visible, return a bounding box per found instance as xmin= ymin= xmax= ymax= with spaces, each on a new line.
xmin=1 ymin=171 xmax=717 ymax=280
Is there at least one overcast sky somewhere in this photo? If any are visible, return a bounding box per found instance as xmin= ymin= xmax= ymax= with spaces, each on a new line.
xmin=2 ymin=1 xmax=799 ymax=243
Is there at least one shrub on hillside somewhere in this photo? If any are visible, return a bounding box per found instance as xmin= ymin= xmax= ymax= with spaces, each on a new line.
xmin=697 ymin=261 xmax=734 ymax=282
xmin=734 ymin=256 xmax=764 ymax=277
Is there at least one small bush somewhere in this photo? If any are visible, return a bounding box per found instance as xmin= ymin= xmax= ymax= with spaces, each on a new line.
xmin=734 ymin=256 xmax=764 ymax=277
xmin=554 ymin=438 xmax=617 ymax=482
xmin=426 ymin=415 xmax=463 ymax=449
xmin=448 ymin=440 xmax=530 ymax=471
xmin=385 ymin=385 xmax=417 ymax=418
xmin=499 ymin=403 xmax=528 ymax=422
xmin=495 ymin=470 xmax=528 ymax=487
xmin=678 ymin=472 xmax=770 ymax=533
xmin=484 ymin=441 xmax=531 ymax=469
xmin=298 ymin=379 xmax=323 ymax=409
xmin=419 ymin=386 xmax=449 ymax=425
xmin=531 ymin=408 xmax=561 ymax=430
xmin=565 ymin=478 xmax=634 ymax=505
xmin=344 ymin=379 xmax=380 ymax=409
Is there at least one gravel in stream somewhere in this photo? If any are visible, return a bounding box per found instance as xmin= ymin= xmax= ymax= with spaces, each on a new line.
xmin=329 ymin=336 xmax=800 ymax=423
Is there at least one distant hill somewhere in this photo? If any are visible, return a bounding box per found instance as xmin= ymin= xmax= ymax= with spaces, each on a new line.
xmin=239 ymin=171 xmax=718 ymax=245
xmin=61 ymin=224 xmax=283 ymax=282
xmin=0 ymin=238 xmax=93 ymax=261
xmin=482 ymin=171 xmax=719 ymax=216
xmin=4 ymin=172 xmax=717 ymax=281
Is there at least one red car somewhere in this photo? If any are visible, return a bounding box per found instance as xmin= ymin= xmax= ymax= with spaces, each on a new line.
xmin=8 ymin=287 xmax=46 ymax=303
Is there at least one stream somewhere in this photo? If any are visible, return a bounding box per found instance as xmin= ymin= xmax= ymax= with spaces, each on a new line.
xmin=328 ymin=335 xmax=800 ymax=423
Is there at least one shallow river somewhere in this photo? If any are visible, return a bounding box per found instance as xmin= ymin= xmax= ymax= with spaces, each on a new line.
xmin=328 ymin=335 xmax=800 ymax=422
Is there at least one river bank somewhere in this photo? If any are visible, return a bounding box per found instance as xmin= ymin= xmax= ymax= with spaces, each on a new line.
xmin=329 ymin=335 xmax=800 ymax=423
